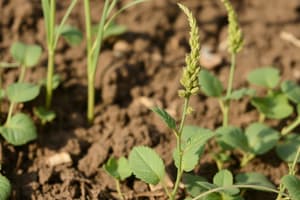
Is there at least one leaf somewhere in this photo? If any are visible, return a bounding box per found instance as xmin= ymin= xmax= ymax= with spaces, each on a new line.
xmin=173 ymin=126 xmax=214 ymax=172
xmin=198 ymin=69 xmax=223 ymax=97
xmin=0 ymin=113 xmax=37 ymax=146
xmin=0 ymin=89 xmax=5 ymax=100
xmin=10 ymin=42 xmax=42 ymax=67
xmin=276 ymin=134 xmax=300 ymax=163
xmin=152 ymin=107 xmax=176 ymax=130
xmin=104 ymin=157 xmax=132 ymax=181
xmin=235 ymin=172 xmax=275 ymax=189
xmin=245 ymin=123 xmax=279 ymax=155
xmin=247 ymin=67 xmax=280 ymax=88
xmin=182 ymin=174 xmax=208 ymax=197
xmin=281 ymin=80 xmax=300 ymax=104
xmin=224 ymin=88 xmax=256 ymax=100
xmin=129 ymin=146 xmax=165 ymax=185
xmin=34 ymin=106 xmax=56 ymax=124
xmin=251 ymin=93 xmax=293 ymax=119
xmin=58 ymin=25 xmax=83 ymax=46
xmin=104 ymin=22 xmax=127 ymax=40
xmin=39 ymin=74 xmax=61 ymax=90
xmin=216 ymin=126 xmax=249 ymax=152
xmin=0 ymin=174 xmax=11 ymax=200
xmin=6 ymin=83 xmax=40 ymax=103
xmin=281 ymin=175 xmax=300 ymax=200
xmin=213 ymin=170 xmax=239 ymax=195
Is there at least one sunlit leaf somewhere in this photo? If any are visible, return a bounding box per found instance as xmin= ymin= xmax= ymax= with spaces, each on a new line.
xmin=247 ymin=67 xmax=280 ymax=89
xmin=198 ymin=69 xmax=223 ymax=97
xmin=10 ymin=42 xmax=42 ymax=67
xmin=58 ymin=25 xmax=83 ymax=45
xmin=281 ymin=175 xmax=300 ymax=200
xmin=0 ymin=174 xmax=11 ymax=200
xmin=7 ymin=83 xmax=40 ymax=103
xmin=104 ymin=157 xmax=132 ymax=181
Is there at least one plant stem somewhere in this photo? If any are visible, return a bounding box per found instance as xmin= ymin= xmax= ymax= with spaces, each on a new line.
xmin=115 ymin=179 xmax=124 ymax=200
xmin=18 ymin=65 xmax=26 ymax=83
xmin=46 ymin=50 xmax=54 ymax=108
xmin=240 ymin=153 xmax=255 ymax=167
xmin=87 ymin=75 xmax=95 ymax=123
xmin=171 ymin=97 xmax=189 ymax=200
xmin=6 ymin=102 xmax=14 ymax=124
xmin=281 ymin=116 xmax=300 ymax=136
xmin=223 ymin=53 xmax=236 ymax=127
xmin=191 ymin=184 xmax=286 ymax=200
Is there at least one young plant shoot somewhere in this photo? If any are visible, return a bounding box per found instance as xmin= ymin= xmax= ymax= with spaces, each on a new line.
xmin=83 ymin=0 xmax=146 ymax=122
xmin=41 ymin=0 xmax=81 ymax=109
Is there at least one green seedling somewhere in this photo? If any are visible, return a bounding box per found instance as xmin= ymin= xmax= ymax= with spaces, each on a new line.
xmin=198 ymin=0 xmax=244 ymax=127
xmin=83 ymin=0 xmax=146 ymax=122
xmin=183 ymin=170 xmax=276 ymax=200
xmin=34 ymin=106 xmax=56 ymax=125
xmin=0 ymin=172 xmax=11 ymax=200
xmin=41 ymin=0 xmax=81 ymax=108
xmin=216 ymin=123 xmax=280 ymax=166
xmin=104 ymin=157 xmax=132 ymax=200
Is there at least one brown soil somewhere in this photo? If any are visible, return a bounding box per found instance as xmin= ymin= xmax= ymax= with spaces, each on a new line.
xmin=0 ymin=0 xmax=300 ymax=199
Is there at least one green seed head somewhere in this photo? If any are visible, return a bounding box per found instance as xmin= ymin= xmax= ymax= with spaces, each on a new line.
xmin=178 ymin=3 xmax=201 ymax=98
xmin=221 ymin=0 xmax=243 ymax=54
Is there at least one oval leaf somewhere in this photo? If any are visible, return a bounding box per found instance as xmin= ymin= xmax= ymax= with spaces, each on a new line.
xmin=224 ymin=88 xmax=256 ymax=100
xmin=104 ymin=157 xmax=132 ymax=181
xmin=152 ymin=107 xmax=176 ymax=130
xmin=247 ymin=67 xmax=280 ymax=88
xmin=276 ymin=134 xmax=300 ymax=163
xmin=129 ymin=146 xmax=165 ymax=185
xmin=7 ymin=83 xmax=40 ymax=103
xmin=198 ymin=69 xmax=223 ymax=97
xmin=10 ymin=42 xmax=42 ymax=67
xmin=245 ymin=123 xmax=279 ymax=155
xmin=213 ymin=170 xmax=239 ymax=195
xmin=281 ymin=80 xmax=300 ymax=104
xmin=34 ymin=106 xmax=56 ymax=124
xmin=281 ymin=175 xmax=300 ymax=200
xmin=0 ymin=113 xmax=37 ymax=146
xmin=235 ymin=172 xmax=275 ymax=189
xmin=0 ymin=174 xmax=11 ymax=200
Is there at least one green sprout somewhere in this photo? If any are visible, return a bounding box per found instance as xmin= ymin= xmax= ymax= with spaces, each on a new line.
xmin=83 ymin=0 xmax=146 ymax=122
xmin=41 ymin=0 xmax=81 ymax=109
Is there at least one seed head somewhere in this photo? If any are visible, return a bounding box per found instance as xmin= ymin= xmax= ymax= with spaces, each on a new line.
xmin=178 ymin=3 xmax=201 ymax=98
xmin=221 ymin=0 xmax=243 ymax=54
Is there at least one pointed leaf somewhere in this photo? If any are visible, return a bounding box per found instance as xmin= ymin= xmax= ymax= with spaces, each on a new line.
xmin=0 ymin=174 xmax=11 ymax=200
xmin=129 ymin=146 xmax=165 ymax=185
xmin=216 ymin=126 xmax=249 ymax=152
xmin=198 ymin=69 xmax=223 ymax=97
xmin=173 ymin=126 xmax=214 ymax=172
xmin=281 ymin=80 xmax=300 ymax=104
xmin=7 ymin=83 xmax=40 ymax=103
xmin=235 ymin=172 xmax=275 ymax=189
xmin=251 ymin=93 xmax=293 ymax=119
xmin=245 ymin=123 xmax=279 ymax=155
xmin=10 ymin=42 xmax=42 ymax=67
xmin=0 ymin=113 xmax=37 ymax=146
xmin=281 ymin=175 xmax=300 ymax=200
xmin=104 ymin=22 xmax=127 ymax=40
xmin=247 ymin=67 xmax=280 ymax=88
xmin=58 ymin=25 xmax=83 ymax=46
xmin=224 ymin=88 xmax=256 ymax=100
xmin=152 ymin=107 xmax=176 ymax=129
xmin=213 ymin=170 xmax=239 ymax=195
xmin=276 ymin=134 xmax=300 ymax=163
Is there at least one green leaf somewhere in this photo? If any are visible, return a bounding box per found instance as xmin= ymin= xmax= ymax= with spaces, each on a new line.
xmin=251 ymin=93 xmax=293 ymax=119
xmin=34 ymin=106 xmax=56 ymax=124
xmin=198 ymin=69 xmax=223 ymax=97
xmin=10 ymin=42 xmax=42 ymax=67
xmin=129 ymin=146 xmax=165 ymax=185
xmin=6 ymin=83 xmax=40 ymax=103
xmin=224 ymin=88 xmax=256 ymax=100
xmin=0 ymin=174 xmax=11 ymax=200
xmin=281 ymin=80 xmax=300 ymax=104
xmin=173 ymin=126 xmax=214 ymax=172
xmin=58 ymin=25 xmax=83 ymax=46
xmin=39 ymin=74 xmax=61 ymax=90
xmin=0 ymin=113 xmax=37 ymax=146
xmin=152 ymin=107 xmax=176 ymax=130
xmin=0 ymin=89 xmax=5 ymax=100
xmin=216 ymin=126 xmax=249 ymax=152
xmin=104 ymin=22 xmax=127 ymax=40
xmin=276 ymin=134 xmax=300 ymax=163
xmin=213 ymin=170 xmax=239 ymax=195
xmin=104 ymin=157 xmax=132 ymax=181
xmin=245 ymin=123 xmax=279 ymax=155
xmin=281 ymin=175 xmax=300 ymax=200
xmin=247 ymin=67 xmax=280 ymax=88
xmin=235 ymin=172 xmax=275 ymax=189
xmin=182 ymin=174 xmax=208 ymax=197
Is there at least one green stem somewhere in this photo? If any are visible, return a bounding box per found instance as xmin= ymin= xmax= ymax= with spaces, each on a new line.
xmin=87 ymin=74 xmax=95 ymax=123
xmin=240 ymin=153 xmax=255 ymax=167
xmin=46 ymin=50 xmax=54 ymax=109
xmin=281 ymin=116 xmax=300 ymax=136
xmin=223 ymin=53 xmax=236 ymax=127
xmin=18 ymin=65 xmax=26 ymax=83
xmin=6 ymin=102 xmax=14 ymax=124
xmin=259 ymin=113 xmax=265 ymax=123
xmin=191 ymin=184 xmax=286 ymax=200
xmin=115 ymin=179 xmax=124 ymax=200
xmin=171 ymin=97 xmax=190 ymax=200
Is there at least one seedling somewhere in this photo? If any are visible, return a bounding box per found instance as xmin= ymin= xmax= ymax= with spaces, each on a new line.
xmin=41 ymin=0 xmax=82 ymax=108
xmin=83 ymin=0 xmax=146 ymax=122
xmin=104 ymin=157 xmax=132 ymax=200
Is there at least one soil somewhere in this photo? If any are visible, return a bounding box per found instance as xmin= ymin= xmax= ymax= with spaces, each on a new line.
xmin=0 ymin=0 xmax=300 ymax=199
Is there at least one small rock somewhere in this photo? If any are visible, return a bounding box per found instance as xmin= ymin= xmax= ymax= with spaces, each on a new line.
xmin=200 ymin=45 xmax=223 ymax=69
